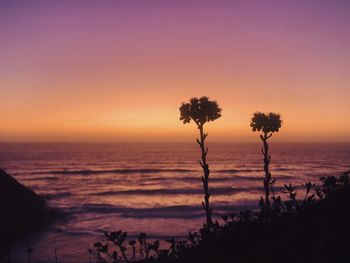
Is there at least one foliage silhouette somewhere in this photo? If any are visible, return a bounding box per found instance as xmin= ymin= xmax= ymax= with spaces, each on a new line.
xmin=179 ymin=96 xmax=222 ymax=230
xmin=250 ymin=112 xmax=282 ymax=217
xmin=89 ymin=172 xmax=350 ymax=262
xmin=92 ymin=232 xmax=160 ymax=263
xmin=131 ymin=173 xmax=350 ymax=263
xmin=26 ymin=248 xmax=33 ymax=263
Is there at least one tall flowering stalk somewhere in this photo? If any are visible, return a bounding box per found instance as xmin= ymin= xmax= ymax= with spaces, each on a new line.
xmin=179 ymin=96 xmax=222 ymax=230
xmin=250 ymin=112 xmax=282 ymax=216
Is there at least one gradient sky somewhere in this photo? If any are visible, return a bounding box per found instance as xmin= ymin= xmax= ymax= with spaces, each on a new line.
xmin=1 ymin=0 xmax=350 ymax=142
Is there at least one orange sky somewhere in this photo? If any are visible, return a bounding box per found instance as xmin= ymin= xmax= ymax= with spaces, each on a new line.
xmin=1 ymin=1 xmax=350 ymax=142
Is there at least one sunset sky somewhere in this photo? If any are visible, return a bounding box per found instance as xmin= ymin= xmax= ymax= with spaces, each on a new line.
xmin=1 ymin=0 xmax=349 ymax=142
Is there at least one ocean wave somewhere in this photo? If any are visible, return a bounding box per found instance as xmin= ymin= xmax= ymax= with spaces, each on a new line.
xmin=216 ymin=169 xmax=260 ymax=173
xmin=215 ymin=168 xmax=295 ymax=173
xmin=125 ymin=175 xmax=292 ymax=183
xmin=88 ymin=186 xmax=286 ymax=196
xmin=41 ymin=192 xmax=72 ymax=199
xmin=75 ymin=203 xmax=258 ymax=219
xmin=31 ymin=168 xmax=283 ymax=175
xmin=37 ymin=168 xmax=195 ymax=175
xmin=274 ymin=167 xmax=293 ymax=171
xmin=23 ymin=176 xmax=59 ymax=181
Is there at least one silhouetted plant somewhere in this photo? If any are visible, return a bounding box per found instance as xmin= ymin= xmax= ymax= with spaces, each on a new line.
xmin=129 ymin=240 xmax=136 ymax=262
xmin=88 ymin=248 xmax=92 ymax=263
xmin=92 ymin=231 xmax=162 ymax=263
xmin=93 ymin=242 xmax=108 ymax=263
xmin=137 ymin=233 xmax=160 ymax=260
xmin=179 ymin=96 xmax=222 ymax=229
xmin=54 ymin=247 xmax=58 ymax=263
xmin=283 ymin=183 xmax=298 ymax=212
xmin=138 ymin=233 xmax=147 ymax=258
xmin=105 ymin=231 xmax=129 ymax=262
xmin=0 ymin=242 xmax=11 ymax=263
xmin=302 ymin=181 xmax=315 ymax=202
xmin=166 ymin=238 xmax=191 ymax=259
xmin=90 ymin=173 xmax=350 ymax=263
xmin=187 ymin=232 xmax=199 ymax=248
xmin=320 ymin=176 xmax=337 ymax=197
xmin=250 ymin=112 xmax=282 ymax=217
xmin=26 ymin=247 xmax=33 ymax=263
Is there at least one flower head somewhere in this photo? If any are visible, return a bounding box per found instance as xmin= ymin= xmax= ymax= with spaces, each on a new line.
xmin=179 ymin=96 xmax=222 ymax=126
xmin=250 ymin=112 xmax=282 ymax=133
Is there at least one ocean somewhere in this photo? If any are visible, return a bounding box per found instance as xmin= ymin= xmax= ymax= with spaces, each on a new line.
xmin=0 ymin=142 xmax=349 ymax=262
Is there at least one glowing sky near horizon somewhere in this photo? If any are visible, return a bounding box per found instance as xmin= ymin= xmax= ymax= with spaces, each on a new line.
xmin=1 ymin=0 xmax=350 ymax=142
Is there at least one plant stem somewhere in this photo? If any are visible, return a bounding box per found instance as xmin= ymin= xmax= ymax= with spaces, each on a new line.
xmin=198 ymin=124 xmax=212 ymax=229
xmin=117 ymin=244 xmax=129 ymax=263
xmin=261 ymin=132 xmax=272 ymax=215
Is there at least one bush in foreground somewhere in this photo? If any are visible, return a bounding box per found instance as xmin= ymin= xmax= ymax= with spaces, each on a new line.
xmin=92 ymin=172 xmax=350 ymax=263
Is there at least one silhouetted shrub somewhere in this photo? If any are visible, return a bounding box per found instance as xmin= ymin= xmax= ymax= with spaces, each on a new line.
xmin=131 ymin=173 xmax=350 ymax=263
xmin=91 ymin=172 xmax=350 ymax=263
xmin=92 ymin=232 xmax=160 ymax=263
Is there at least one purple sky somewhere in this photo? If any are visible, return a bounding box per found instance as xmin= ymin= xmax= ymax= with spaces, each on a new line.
xmin=1 ymin=1 xmax=350 ymax=142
